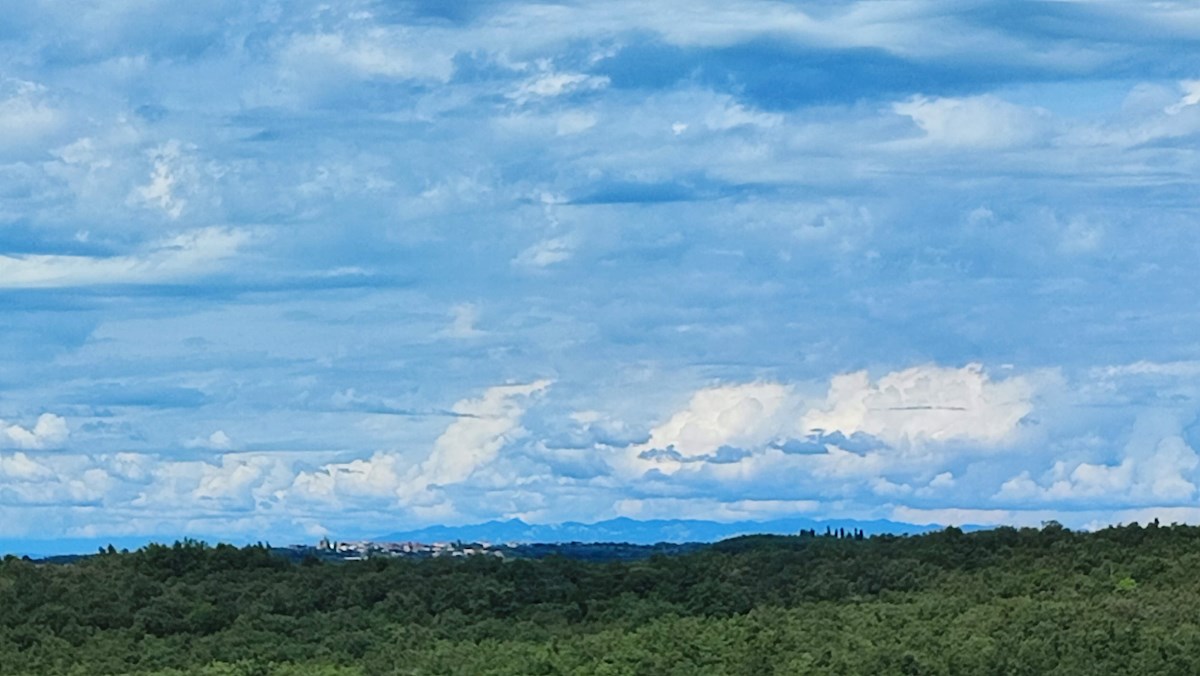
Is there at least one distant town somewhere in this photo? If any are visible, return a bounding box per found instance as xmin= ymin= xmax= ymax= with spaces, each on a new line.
xmin=281 ymin=536 xmax=706 ymax=563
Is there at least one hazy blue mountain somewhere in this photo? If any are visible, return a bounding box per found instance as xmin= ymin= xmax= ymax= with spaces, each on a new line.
xmin=376 ymin=516 xmax=943 ymax=545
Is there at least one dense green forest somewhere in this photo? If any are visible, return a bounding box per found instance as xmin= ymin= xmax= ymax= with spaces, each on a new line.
xmin=3 ymin=522 xmax=1200 ymax=675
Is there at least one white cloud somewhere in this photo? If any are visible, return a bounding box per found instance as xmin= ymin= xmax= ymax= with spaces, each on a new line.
xmin=290 ymin=451 xmax=405 ymax=504
xmin=282 ymin=29 xmax=455 ymax=84
xmin=891 ymin=95 xmax=1051 ymax=149
xmin=191 ymin=455 xmax=283 ymax=505
xmin=999 ymin=436 xmax=1200 ymax=504
xmin=1165 ymin=79 xmax=1200 ymax=115
xmin=130 ymin=140 xmax=193 ymax=219
xmin=510 ymin=71 xmax=610 ymax=105
xmin=1 ymin=414 xmax=69 ymax=450
xmin=615 ymin=364 xmax=1036 ymax=491
xmin=513 ymin=237 xmax=573 ymax=268
xmin=703 ymin=101 xmax=782 ymax=130
xmin=871 ymin=477 xmax=913 ymax=497
xmin=929 ymin=471 xmax=956 ymax=488
xmin=410 ymin=380 xmax=551 ymax=492
xmin=0 ymin=452 xmax=55 ymax=481
xmin=622 ymin=382 xmax=801 ymax=475
xmin=801 ymin=364 xmax=1032 ymax=447
xmin=289 ymin=381 xmax=551 ymax=511
xmin=135 ymin=453 xmax=296 ymax=512
xmin=0 ymin=226 xmax=251 ymax=288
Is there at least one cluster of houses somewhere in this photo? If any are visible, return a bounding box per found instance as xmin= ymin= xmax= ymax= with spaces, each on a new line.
xmin=291 ymin=536 xmax=508 ymax=561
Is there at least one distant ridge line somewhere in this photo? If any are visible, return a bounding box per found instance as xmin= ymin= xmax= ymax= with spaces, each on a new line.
xmin=375 ymin=516 xmax=944 ymax=546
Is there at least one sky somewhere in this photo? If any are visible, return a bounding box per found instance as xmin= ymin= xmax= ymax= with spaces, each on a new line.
xmin=2 ymin=0 xmax=1200 ymax=545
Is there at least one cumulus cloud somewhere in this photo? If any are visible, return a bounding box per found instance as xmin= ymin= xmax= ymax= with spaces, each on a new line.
xmin=623 ymin=382 xmax=800 ymax=475
xmin=998 ymin=436 xmax=1200 ymax=504
xmin=0 ymin=227 xmax=251 ymax=288
xmin=1 ymin=414 xmax=69 ymax=450
xmin=409 ymin=380 xmax=551 ymax=493
xmin=0 ymin=452 xmax=55 ymax=481
xmin=615 ymin=364 xmax=1037 ymax=498
xmin=290 ymin=381 xmax=551 ymax=512
xmin=801 ymin=364 xmax=1032 ymax=447
xmin=290 ymin=451 xmax=405 ymax=505
xmin=133 ymin=453 xmax=297 ymax=513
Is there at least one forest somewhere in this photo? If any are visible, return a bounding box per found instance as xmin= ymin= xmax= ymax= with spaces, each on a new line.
xmin=2 ymin=521 xmax=1200 ymax=675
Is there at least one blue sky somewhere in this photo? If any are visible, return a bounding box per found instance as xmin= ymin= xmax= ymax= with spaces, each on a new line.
xmin=2 ymin=0 xmax=1200 ymax=544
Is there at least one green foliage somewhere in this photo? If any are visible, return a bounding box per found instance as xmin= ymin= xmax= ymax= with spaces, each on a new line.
xmin=3 ymin=523 xmax=1200 ymax=674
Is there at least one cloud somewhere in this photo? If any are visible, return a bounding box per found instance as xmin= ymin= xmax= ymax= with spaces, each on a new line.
xmin=1165 ymin=79 xmax=1200 ymax=115
xmin=703 ymin=101 xmax=781 ymax=130
xmin=801 ymin=364 xmax=1033 ymax=447
xmin=289 ymin=380 xmax=551 ymax=512
xmin=409 ymin=380 xmax=551 ymax=493
xmin=129 ymin=140 xmax=194 ymax=219
xmin=928 ymin=471 xmax=955 ymax=489
xmin=0 ymin=78 xmax=65 ymax=156
xmin=1092 ymin=360 xmax=1200 ymax=379
xmin=623 ymin=382 xmax=800 ymax=475
xmin=610 ymin=364 xmax=1040 ymax=504
xmin=997 ymin=436 xmax=1199 ymax=504
xmin=443 ymin=303 xmax=484 ymax=338
xmin=891 ymin=95 xmax=1051 ymax=149
xmin=513 ymin=237 xmax=573 ymax=268
xmin=185 ymin=430 xmax=233 ymax=450
xmin=1 ymin=414 xmax=69 ymax=450
xmin=278 ymin=26 xmax=456 ymax=94
xmin=510 ymin=71 xmax=610 ymax=104
xmin=290 ymin=451 xmax=406 ymax=505
xmin=0 ymin=452 xmax=55 ymax=481
xmin=0 ymin=227 xmax=251 ymax=288
xmin=135 ymin=453 xmax=296 ymax=512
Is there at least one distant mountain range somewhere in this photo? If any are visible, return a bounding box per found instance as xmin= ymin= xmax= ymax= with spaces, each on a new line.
xmin=0 ymin=516 xmax=949 ymax=559
xmin=376 ymin=516 xmax=944 ymax=545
